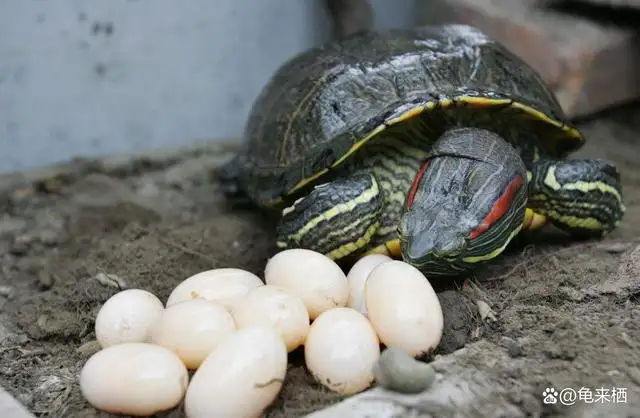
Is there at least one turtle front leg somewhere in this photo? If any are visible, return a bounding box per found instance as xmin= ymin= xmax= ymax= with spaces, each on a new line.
xmin=527 ymin=158 xmax=625 ymax=237
xmin=276 ymin=172 xmax=385 ymax=261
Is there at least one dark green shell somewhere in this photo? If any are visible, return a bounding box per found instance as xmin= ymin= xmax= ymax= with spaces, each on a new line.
xmin=239 ymin=24 xmax=584 ymax=205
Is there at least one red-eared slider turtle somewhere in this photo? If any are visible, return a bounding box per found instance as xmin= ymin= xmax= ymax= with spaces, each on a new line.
xmin=220 ymin=24 xmax=625 ymax=277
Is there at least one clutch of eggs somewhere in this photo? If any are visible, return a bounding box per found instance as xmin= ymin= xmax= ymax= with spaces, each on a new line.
xmin=80 ymin=249 xmax=444 ymax=417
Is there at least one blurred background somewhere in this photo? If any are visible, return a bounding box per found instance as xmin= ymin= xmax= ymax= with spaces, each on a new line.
xmin=0 ymin=0 xmax=637 ymax=173
xmin=0 ymin=0 xmax=423 ymax=173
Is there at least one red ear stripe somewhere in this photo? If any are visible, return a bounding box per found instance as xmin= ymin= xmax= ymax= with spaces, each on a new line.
xmin=406 ymin=159 xmax=431 ymax=208
xmin=469 ymin=175 xmax=523 ymax=240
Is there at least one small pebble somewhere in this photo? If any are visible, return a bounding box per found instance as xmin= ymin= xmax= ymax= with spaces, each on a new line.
xmin=599 ymin=242 xmax=630 ymax=254
xmin=9 ymin=235 xmax=31 ymax=255
xmin=373 ymin=347 xmax=436 ymax=394
xmin=502 ymin=337 xmax=523 ymax=358
xmin=476 ymin=300 xmax=496 ymax=321
xmin=0 ymin=286 xmax=13 ymax=298
xmin=38 ymin=229 xmax=63 ymax=246
xmin=38 ymin=269 xmax=55 ymax=290
xmin=94 ymin=272 xmax=128 ymax=289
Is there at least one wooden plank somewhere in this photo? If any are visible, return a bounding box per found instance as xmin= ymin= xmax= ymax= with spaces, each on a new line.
xmin=422 ymin=0 xmax=640 ymax=118
xmin=0 ymin=388 xmax=35 ymax=418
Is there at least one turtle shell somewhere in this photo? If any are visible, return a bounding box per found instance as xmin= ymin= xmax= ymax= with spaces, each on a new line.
xmin=239 ymin=24 xmax=584 ymax=206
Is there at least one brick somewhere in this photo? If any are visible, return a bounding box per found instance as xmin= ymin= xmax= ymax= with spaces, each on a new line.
xmin=421 ymin=0 xmax=640 ymax=118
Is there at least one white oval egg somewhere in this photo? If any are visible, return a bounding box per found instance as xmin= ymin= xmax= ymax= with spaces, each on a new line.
xmin=166 ymin=268 xmax=263 ymax=310
xmin=365 ymin=261 xmax=443 ymax=357
xmin=95 ymin=289 xmax=164 ymax=348
xmin=264 ymin=249 xmax=349 ymax=320
xmin=305 ymin=307 xmax=380 ymax=395
xmin=231 ymin=285 xmax=309 ymax=352
xmin=80 ymin=343 xmax=188 ymax=416
xmin=346 ymin=254 xmax=392 ymax=316
xmin=149 ymin=299 xmax=237 ymax=369
xmin=184 ymin=325 xmax=288 ymax=418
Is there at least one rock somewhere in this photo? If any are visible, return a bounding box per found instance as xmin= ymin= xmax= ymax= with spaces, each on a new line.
xmin=373 ymin=347 xmax=436 ymax=394
xmin=587 ymin=244 xmax=640 ymax=298
xmin=422 ymin=0 xmax=640 ymax=118
xmin=93 ymin=272 xmax=128 ymax=289
xmin=597 ymin=242 xmax=631 ymax=254
xmin=476 ymin=300 xmax=497 ymax=322
xmin=9 ymin=235 xmax=31 ymax=256
xmin=0 ymin=286 xmax=13 ymax=298
xmin=37 ymin=270 xmax=54 ymax=291
xmin=305 ymin=340 xmax=528 ymax=418
xmin=500 ymin=337 xmax=524 ymax=358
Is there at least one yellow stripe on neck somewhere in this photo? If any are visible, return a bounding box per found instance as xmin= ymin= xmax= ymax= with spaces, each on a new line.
xmin=326 ymin=221 xmax=380 ymax=260
xmin=462 ymin=223 xmax=523 ymax=264
xmin=283 ymin=179 xmax=380 ymax=243
xmin=543 ymin=166 xmax=622 ymax=203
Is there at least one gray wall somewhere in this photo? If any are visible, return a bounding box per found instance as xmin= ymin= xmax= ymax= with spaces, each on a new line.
xmin=0 ymin=0 xmax=422 ymax=173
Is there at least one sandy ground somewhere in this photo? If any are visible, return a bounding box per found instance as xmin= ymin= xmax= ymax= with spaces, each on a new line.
xmin=1 ymin=103 xmax=640 ymax=418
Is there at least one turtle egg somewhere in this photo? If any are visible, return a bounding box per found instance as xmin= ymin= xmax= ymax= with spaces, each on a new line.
xmin=184 ymin=325 xmax=288 ymax=418
xmin=95 ymin=289 xmax=164 ymax=348
xmin=365 ymin=261 xmax=443 ymax=357
xmin=166 ymin=268 xmax=263 ymax=310
xmin=305 ymin=307 xmax=380 ymax=395
xmin=231 ymin=285 xmax=309 ymax=352
xmin=265 ymin=249 xmax=349 ymax=320
xmin=346 ymin=254 xmax=392 ymax=316
xmin=149 ymin=299 xmax=236 ymax=369
xmin=80 ymin=343 xmax=188 ymax=416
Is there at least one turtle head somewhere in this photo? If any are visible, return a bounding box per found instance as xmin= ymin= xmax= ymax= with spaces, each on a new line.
xmin=398 ymin=128 xmax=529 ymax=276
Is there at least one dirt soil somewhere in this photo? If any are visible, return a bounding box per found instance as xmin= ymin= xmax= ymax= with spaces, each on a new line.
xmin=1 ymin=104 xmax=640 ymax=418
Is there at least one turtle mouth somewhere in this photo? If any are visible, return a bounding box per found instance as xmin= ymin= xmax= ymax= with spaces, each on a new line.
xmin=400 ymin=233 xmax=469 ymax=268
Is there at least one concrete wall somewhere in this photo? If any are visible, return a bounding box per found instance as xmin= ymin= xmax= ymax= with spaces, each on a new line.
xmin=0 ymin=0 xmax=423 ymax=173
